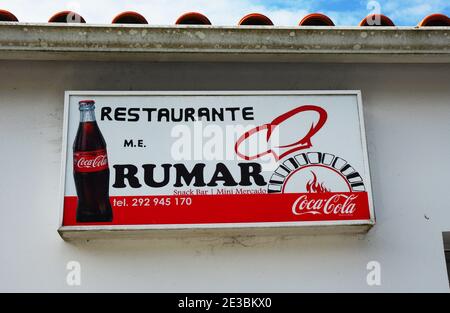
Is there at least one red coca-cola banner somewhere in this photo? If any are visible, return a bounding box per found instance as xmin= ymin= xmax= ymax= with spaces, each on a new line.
xmin=62 ymin=192 xmax=370 ymax=226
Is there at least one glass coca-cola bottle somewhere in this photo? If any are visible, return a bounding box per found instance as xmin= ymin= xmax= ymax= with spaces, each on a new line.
xmin=73 ymin=100 xmax=113 ymax=223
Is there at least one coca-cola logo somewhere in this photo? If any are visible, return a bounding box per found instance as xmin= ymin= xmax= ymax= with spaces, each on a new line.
xmin=77 ymin=155 xmax=108 ymax=169
xmin=74 ymin=150 xmax=109 ymax=173
xmin=292 ymin=194 xmax=358 ymax=216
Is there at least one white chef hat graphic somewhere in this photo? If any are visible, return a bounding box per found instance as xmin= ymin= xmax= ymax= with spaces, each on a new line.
xmin=235 ymin=105 xmax=327 ymax=161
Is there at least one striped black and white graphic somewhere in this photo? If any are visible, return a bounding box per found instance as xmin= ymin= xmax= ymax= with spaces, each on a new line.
xmin=268 ymin=152 xmax=366 ymax=194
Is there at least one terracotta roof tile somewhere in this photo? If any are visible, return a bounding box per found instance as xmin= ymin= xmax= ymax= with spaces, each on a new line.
xmin=239 ymin=13 xmax=273 ymax=26
xmin=0 ymin=9 xmax=449 ymax=27
xmin=418 ymin=14 xmax=450 ymax=27
xmin=299 ymin=13 xmax=334 ymax=26
xmin=48 ymin=11 xmax=86 ymax=23
xmin=0 ymin=9 xmax=18 ymax=22
xmin=176 ymin=12 xmax=211 ymax=25
xmin=359 ymin=14 xmax=395 ymax=26
xmin=112 ymin=11 xmax=148 ymax=24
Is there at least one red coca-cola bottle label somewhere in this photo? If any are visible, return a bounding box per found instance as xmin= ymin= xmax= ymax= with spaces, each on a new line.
xmin=73 ymin=149 xmax=109 ymax=173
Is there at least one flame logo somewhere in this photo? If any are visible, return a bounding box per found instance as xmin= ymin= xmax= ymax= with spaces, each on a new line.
xmin=306 ymin=171 xmax=330 ymax=193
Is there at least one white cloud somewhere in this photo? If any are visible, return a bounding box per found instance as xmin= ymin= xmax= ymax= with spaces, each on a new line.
xmin=380 ymin=0 xmax=449 ymax=25
xmin=0 ymin=0 xmax=303 ymax=25
xmin=326 ymin=11 xmax=364 ymax=27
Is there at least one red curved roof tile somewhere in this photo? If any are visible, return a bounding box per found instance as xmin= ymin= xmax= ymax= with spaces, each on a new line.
xmin=299 ymin=13 xmax=334 ymax=26
xmin=359 ymin=14 xmax=395 ymax=26
xmin=49 ymin=11 xmax=86 ymax=23
xmin=0 ymin=9 xmax=18 ymax=22
xmin=112 ymin=11 xmax=148 ymax=24
xmin=1 ymin=8 xmax=449 ymax=27
xmin=176 ymin=12 xmax=211 ymax=25
xmin=238 ymin=13 xmax=273 ymax=26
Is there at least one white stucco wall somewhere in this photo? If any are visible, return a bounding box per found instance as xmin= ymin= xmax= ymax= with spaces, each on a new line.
xmin=0 ymin=60 xmax=449 ymax=292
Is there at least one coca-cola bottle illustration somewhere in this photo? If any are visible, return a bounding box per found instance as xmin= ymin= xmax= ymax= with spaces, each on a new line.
xmin=73 ymin=100 xmax=113 ymax=223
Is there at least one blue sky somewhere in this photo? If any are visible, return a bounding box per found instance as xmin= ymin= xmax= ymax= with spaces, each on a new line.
xmin=0 ymin=0 xmax=448 ymax=26
xmin=258 ymin=0 xmax=449 ymax=25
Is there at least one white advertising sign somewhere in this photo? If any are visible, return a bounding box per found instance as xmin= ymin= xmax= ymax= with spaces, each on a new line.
xmin=59 ymin=91 xmax=375 ymax=238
